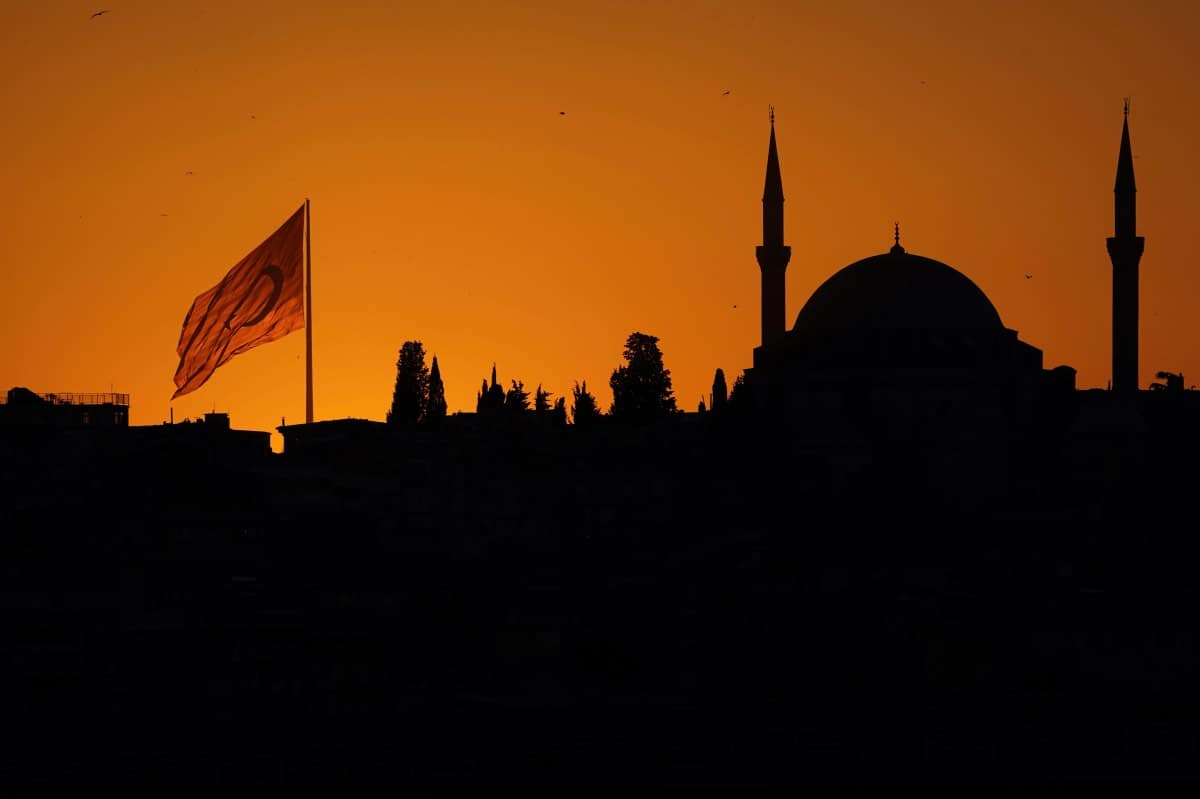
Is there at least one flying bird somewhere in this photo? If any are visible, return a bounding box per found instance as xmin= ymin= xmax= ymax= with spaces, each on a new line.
xmin=1025 ymin=274 xmax=1033 ymax=279
xmin=185 ymin=171 xmax=194 ymax=175
xmin=559 ymin=111 xmax=566 ymax=115
xmin=722 ymin=89 xmax=731 ymax=96
xmin=90 ymin=10 xmax=109 ymax=19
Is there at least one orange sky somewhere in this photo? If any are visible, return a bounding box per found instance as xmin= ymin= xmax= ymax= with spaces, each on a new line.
xmin=3 ymin=1 xmax=1199 ymax=450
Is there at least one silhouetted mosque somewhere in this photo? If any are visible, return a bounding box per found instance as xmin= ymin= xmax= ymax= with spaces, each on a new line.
xmin=733 ymin=104 xmax=1196 ymax=506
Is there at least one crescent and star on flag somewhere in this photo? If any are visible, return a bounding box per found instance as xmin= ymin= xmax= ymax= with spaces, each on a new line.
xmin=171 ymin=202 xmax=308 ymax=401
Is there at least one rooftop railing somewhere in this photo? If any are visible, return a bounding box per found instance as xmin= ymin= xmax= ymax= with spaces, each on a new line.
xmin=1 ymin=391 xmax=130 ymax=406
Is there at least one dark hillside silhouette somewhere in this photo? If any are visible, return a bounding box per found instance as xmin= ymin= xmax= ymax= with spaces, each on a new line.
xmin=5 ymin=400 xmax=1200 ymax=790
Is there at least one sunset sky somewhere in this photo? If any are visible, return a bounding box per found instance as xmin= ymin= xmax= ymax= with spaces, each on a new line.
xmin=3 ymin=1 xmax=1199 ymax=450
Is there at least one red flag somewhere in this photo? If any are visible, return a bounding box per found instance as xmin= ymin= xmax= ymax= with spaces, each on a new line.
xmin=172 ymin=204 xmax=306 ymax=399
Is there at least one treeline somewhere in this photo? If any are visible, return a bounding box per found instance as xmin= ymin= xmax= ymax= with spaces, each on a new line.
xmin=385 ymin=332 xmax=754 ymax=429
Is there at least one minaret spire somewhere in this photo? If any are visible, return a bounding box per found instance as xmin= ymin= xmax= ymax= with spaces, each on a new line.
xmin=1114 ymin=98 xmax=1137 ymax=236
xmin=756 ymin=107 xmax=791 ymax=347
xmin=762 ymin=107 xmax=784 ymax=208
xmin=1106 ymin=99 xmax=1145 ymax=393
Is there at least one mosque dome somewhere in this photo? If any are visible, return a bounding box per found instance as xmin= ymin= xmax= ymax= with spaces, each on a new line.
xmin=792 ymin=244 xmax=1004 ymax=334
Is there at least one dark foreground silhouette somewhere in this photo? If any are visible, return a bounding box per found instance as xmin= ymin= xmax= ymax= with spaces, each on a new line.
xmin=4 ymin=407 xmax=1200 ymax=794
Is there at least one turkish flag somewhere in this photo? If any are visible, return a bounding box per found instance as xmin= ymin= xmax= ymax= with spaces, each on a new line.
xmin=172 ymin=204 xmax=305 ymax=399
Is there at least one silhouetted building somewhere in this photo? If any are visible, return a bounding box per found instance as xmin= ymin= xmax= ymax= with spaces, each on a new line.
xmin=123 ymin=411 xmax=272 ymax=462
xmin=277 ymin=417 xmax=389 ymax=461
xmin=0 ymin=392 xmax=269 ymax=466
xmin=0 ymin=387 xmax=129 ymax=429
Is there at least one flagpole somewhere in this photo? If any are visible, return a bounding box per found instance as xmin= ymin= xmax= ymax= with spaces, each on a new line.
xmin=305 ymin=198 xmax=314 ymax=424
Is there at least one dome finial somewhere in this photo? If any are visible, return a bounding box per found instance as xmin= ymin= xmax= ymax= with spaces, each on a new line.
xmin=769 ymin=104 xmax=774 ymax=126
xmin=890 ymin=221 xmax=905 ymax=254
xmin=1124 ymin=96 xmax=1130 ymax=118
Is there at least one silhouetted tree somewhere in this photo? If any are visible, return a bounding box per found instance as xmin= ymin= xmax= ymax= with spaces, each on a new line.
xmin=505 ymin=380 xmax=530 ymax=414
xmin=477 ymin=364 xmax=506 ymax=417
xmin=728 ymin=371 xmax=753 ymax=413
xmin=711 ymin=368 xmax=728 ymax=413
xmin=530 ymin=385 xmax=566 ymax=426
xmin=571 ymin=380 xmax=600 ymax=426
xmin=488 ymin=365 xmax=506 ymax=410
xmin=609 ymin=331 xmax=676 ymax=422
xmin=387 ymin=340 xmax=429 ymax=427
xmin=1150 ymin=370 xmax=1185 ymax=392
xmin=426 ymin=355 xmax=447 ymax=424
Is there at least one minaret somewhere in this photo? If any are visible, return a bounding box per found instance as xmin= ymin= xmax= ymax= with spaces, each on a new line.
xmin=1106 ymin=99 xmax=1145 ymax=393
xmin=756 ymin=107 xmax=791 ymax=347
